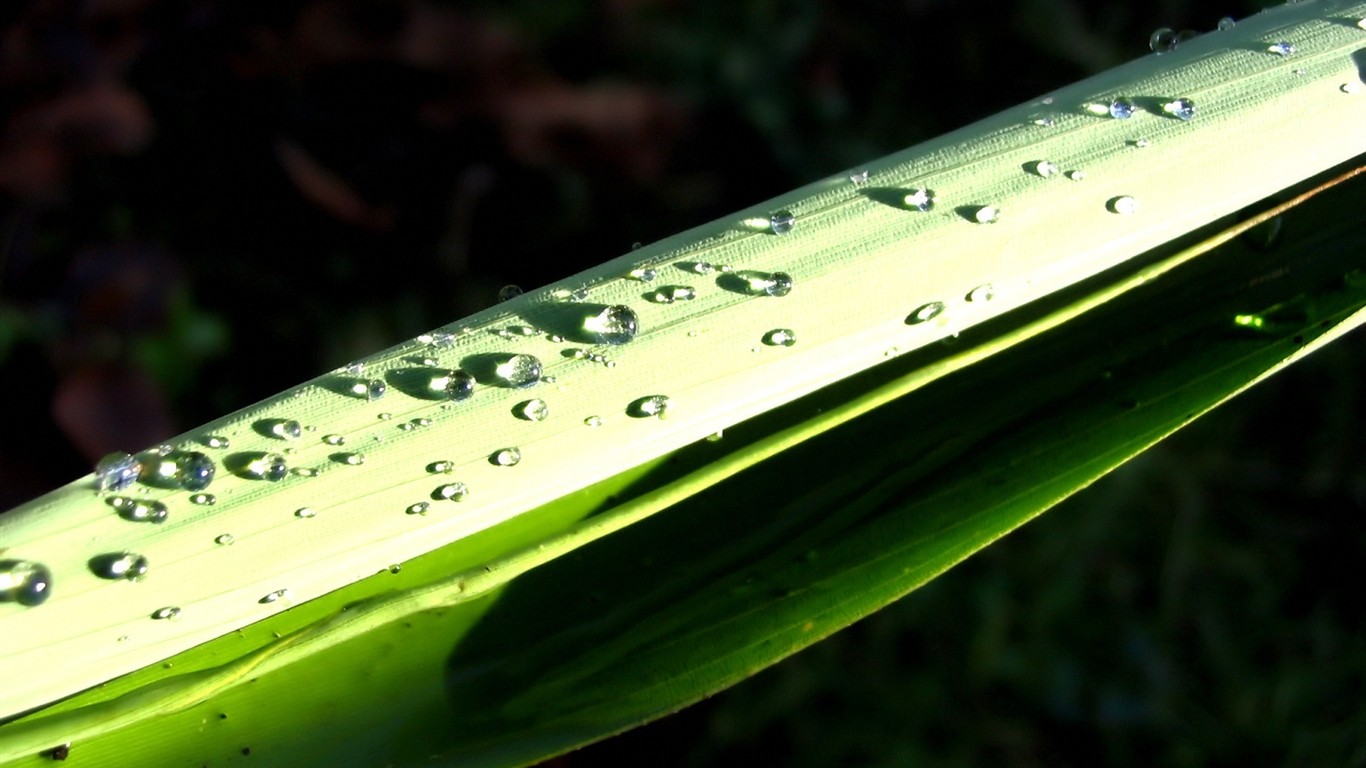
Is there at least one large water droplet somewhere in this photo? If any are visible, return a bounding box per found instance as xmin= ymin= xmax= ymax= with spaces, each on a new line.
xmin=1065 ymin=169 xmax=1086 ymax=181
xmin=970 ymin=206 xmax=1001 ymax=224
xmin=628 ymin=395 xmax=670 ymax=418
xmin=95 ymin=452 xmax=141 ymax=493
xmin=350 ymin=379 xmax=387 ymax=400
xmin=434 ymin=482 xmax=469 ymax=501
xmin=515 ymin=398 xmax=550 ymax=421
xmin=1266 ymin=41 xmax=1295 ymax=57
xmin=582 ymin=305 xmax=639 ymax=345
xmin=1161 ymin=98 xmax=1196 ymax=120
xmin=1108 ymin=195 xmax=1140 ymax=214
xmin=490 ymin=448 xmax=522 ymax=466
xmin=728 ymin=270 xmax=794 ymax=297
xmin=151 ymin=606 xmax=180 ymax=620
xmin=769 ymin=210 xmax=796 ymax=234
xmin=966 ymin=284 xmax=995 ymax=302
xmin=498 ymin=285 xmax=524 ymax=302
xmin=245 ymin=453 xmax=289 ymax=481
xmin=0 ymin=560 xmax=53 ymax=606
xmin=649 ymin=286 xmax=696 ymax=304
xmin=437 ymin=369 xmax=476 ymax=401
xmin=494 ymin=354 xmax=543 ymax=388
xmin=90 ymin=552 xmax=149 ymax=581
xmin=1109 ymin=97 xmax=1137 ymax=119
xmin=1149 ymin=27 xmax=1179 ymax=53
xmin=268 ymin=419 xmax=302 ymax=440
xmin=903 ymin=188 xmax=934 ymax=211
xmin=109 ymin=496 xmax=169 ymax=523
xmin=1028 ymin=160 xmax=1060 ymax=178
xmin=906 ymin=302 xmax=946 ymax=325
xmin=1217 ymin=16 xmax=1236 ymax=31
xmin=762 ymin=329 xmax=797 ymax=347
xmin=175 ymin=451 xmax=215 ymax=491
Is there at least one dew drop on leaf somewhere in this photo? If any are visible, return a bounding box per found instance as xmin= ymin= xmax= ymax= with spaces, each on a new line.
xmin=1161 ymin=98 xmax=1196 ymax=120
xmin=190 ymin=492 xmax=216 ymax=506
xmin=91 ymin=552 xmax=149 ymax=581
xmin=1149 ymin=27 xmax=1179 ymax=53
xmin=323 ymin=434 xmax=346 ymax=446
xmin=205 ymin=436 xmax=230 ymax=449
xmin=1217 ymin=16 xmax=1236 ymax=31
xmin=294 ymin=507 xmax=317 ymax=519
xmin=582 ymin=305 xmax=640 ymax=345
xmin=151 ymin=606 xmax=180 ymax=620
xmin=498 ymin=285 xmax=524 ymax=302
xmin=95 ymin=452 xmax=141 ymax=493
xmin=515 ymin=398 xmax=550 ymax=421
xmin=649 ymin=286 xmax=696 ymax=304
xmin=1108 ymin=195 xmax=1140 ymax=214
xmin=0 ymin=560 xmax=53 ymax=606
xmin=769 ymin=210 xmax=796 ymax=234
xmin=110 ymin=497 xmax=169 ymax=524
xmin=1266 ymin=41 xmax=1295 ymax=57
xmin=214 ymin=533 xmax=235 ymax=546
xmin=490 ymin=448 xmax=522 ymax=466
xmin=903 ymin=188 xmax=933 ymax=211
xmin=1108 ymin=97 xmax=1137 ymax=119
xmin=628 ymin=395 xmax=670 ymax=418
xmin=438 ymin=370 xmax=476 ymax=401
xmin=434 ymin=482 xmax=469 ymax=501
xmin=628 ymin=267 xmax=657 ymax=282
xmin=494 ymin=354 xmax=543 ymax=388
xmin=259 ymin=589 xmax=290 ymax=604
xmin=271 ymin=420 xmax=303 ymax=440
xmin=175 ymin=451 xmax=216 ymax=491
xmin=966 ymin=284 xmax=995 ymax=302
xmin=584 ymin=415 xmax=604 ymax=427
xmin=971 ymin=206 xmax=1001 ymax=224
xmin=906 ymin=302 xmax=947 ymax=325
xmin=406 ymin=502 xmax=430 ymax=515
xmin=762 ymin=329 xmax=797 ymax=347
xmin=1029 ymin=160 xmax=1060 ymax=178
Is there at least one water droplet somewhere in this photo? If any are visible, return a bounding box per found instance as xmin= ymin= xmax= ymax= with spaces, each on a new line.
xmin=398 ymin=422 xmax=415 ymax=432
xmin=1107 ymin=195 xmax=1140 ymax=214
xmin=1266 ymin=41 xmax=1295 ymax=57
xmin=95 ymin=452 xmax=141 ymax=493
xmin=736 ymin=271 xmax=794 ymax=297
xmin=434 ymin=482 xmax=469 ymax=501
xmin=769 ymin=210 xmax=796 ymax=234
xmin=350 ymin=379 xmax=387 ymax=400
xmin=336 ymin=453 xmax=365 ymax=466
xmin=498 ymin=285 xmax=524 ymax=302
xmin=906 ymin=302 xmax=946 ymax=325
xmin=259 ymin=589 xmax=290 ymax=604
xmin=1065 ymin=169 xmax=1086 ymax=181
xmin=1217 ymin=16 xmax=1236 ymax=31
xmin=406 ymin=502 xmax=430 ymax=515
xmin=427 ymin=460 xmax=455 ymax=474
xmin=971 ymin=206 xmax=1000 ymax=224
xmin=414 ymin=418 xmax=433 ymax=428
xmin=1030 ymin=114 xmax=1057 ymax=127
xmin=515 ymin=398 xmax=550 ymax=421
xmin=1108 ymin=97 xmax=1137 ymax=119
xmin=849 ymin=170 xmax=869 ymax=184
xmin=628 ymin=395 xmax=670 ymax=418
xmin=1161 ymin=98 xmax=1196 ymax=120
xmin=1029 ymin=160 xmax=1060 ymax=178
xmin=438 ymin=369 xmax=476 ymax=401
xmin=205 ymin=436 xmax=230 ymax=449
xmin=190 ymin=492 xmax=216 ymax=505
xmin=494 ymin=354 xmax=543 ymax=388
xmin=649 ymin=286 xmax=696 ymax=303
xmin=490 ymin=448 xmax=522 ymax=466
xmin=151 ymin=606 xmax=180 ymax=620
xmin=91 ymin=552 xmax=149 ymax=581
xmin=762 ymin=329 xmax=797 ymax=347
xmin=966 ymin=284 xmax=995 ymax=302
xmin=1149 ymin=27 xmax=1179 ymax=53
xmin=323 ymin=434 xmax=346 ymax=446
xmin=903 ymin=188 xmax=934 ymax=211
xmin=214 ymin=533 xmax=235 ymax=546
xmin=1359 ymin=17 xmax=1366 ymax=31
xmin=582 ymin=305 xmax=639 ymax=345
xmin=294 ymin=507 xmax=317 ymax=519
xmin=110 ymin=497 xmax=169 ymax=524
xmin=584 ymin=415 xmax=603 ymax=427
xmin=1127 ymin=138 xmax=1150 ymax=149
xmin=343 ymin=361 xmax=365 ymax=376
xmin=0 ymin=560 xmax=53 ymax=606
xmin=679 ymin=261 xmax=714 ymax=275
xmin=1342 ymin=82 xmax=1362 ymax=94
xmin=175 ymin=451 xmax=215 ymax=491
xmin=628 ymin=267 xmax=657 ymax=282
xmin=246 ymin=453 xmax=289 ymax=481
xmin=270 ymin=420 xmax=303 ymax=440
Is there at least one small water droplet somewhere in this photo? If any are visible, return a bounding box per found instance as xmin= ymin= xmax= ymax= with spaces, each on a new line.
xmin=0 ymin=560 xmax=53 ymax=606
xmin=490 ymin=448 xmax=522 ymax=466
xmin=849 ymin=170 xmax=869 ymax=184
xmin=769 ymin=210 xmax=796 ymax=234
xmin=323 ymin=434 xmax=346 ymax=446
xmin=434 ymin=482 xmax=469 ymax=501
xmin=1109 ymin=97 xmax=1137 ymax=119
xmin=1065 ymin=169 xmax=1086 ymax=181
xmin=762 ymin=329 xmax=797 ymax=347
xmin=649 ymin=286 xmax=696 ymax=303
xmin=438 ymin=369 xmax=476 ymax=401
xmin=1217 ymin=16 xmax=1236 ymax=31
xmin=515 ymin=398 xmax=550 ymax=421
xmin=584 ymin=415 xmax=603 ymax=427
xmin=91 ymin=552 xmax=149 ymax=581
xmin=295 ymin=507 xmax=317 ymax=519
xmin=1029 ymin=160 xmax=1060 ymax=178
xmin=350 ymin=379 xmax=387 ymax=400
xmin=966 ymin=284 xmax=995 ymax=302
xmin=628 ymin=267 xmax=657 ymax=282
xmin=343 ymin=361 xmax=364 ymax=376
xmin=906 ymin=302 xmax=946 ymax=325
xmin=259 ymin=589 xmax=290 ymax=604
xmin=110 ymin=497 xmax=169 ymax=524
xmin=1030 ymin=114 xmax=1056 ymax=127
xmin=427 ymin=460 xmax=455 ymax=474
xmin=736 ymin=271 xmax=794 ymax=297
xmin=498 ymin=285 xmax=524 ymax=302
xmin=205 ymin=436 xmax=230 ymax=449
xmin=336 ymin=453 xmax=365 ymax=466
xmin=903 ymin=188 xmax=934 ymax=211
xmin=190 ymin=492 xmax=217 ymax=505
xmin=1127 ymin=138 xmax=1150 ymax=149
xmin=95 ymin=452 xmax=141 ymax=493
xmin=1149 ymin=27 xmax=1179 ymax=53
xmin=406 ymin=502 xmax=430 ymax=515
xmin=679 ymin=261 xmax=714 ymax=275
xmin=246 ymin=453 xmax=289 ymax=481
xmin=214 ymin=533 xmax=235 ymax=546
xmin=706 ymin=430 xmax=724 ymax=442
xmin=151 ymin=606 xmax=180 ymax=620
xmin=971 ymin=206 xmax=1001 ymax=224
xmin=494 ymin=354 xmax=543 ymax=388
xmin=1108 ymin=195 xmax=1140 ymax=214
xmin=388 ymin=564 xmax=402 ymax=574
xmin=270 ymin=420 xmax=303 ymax=440
xmin=398 ymin=422 xmax=416 ymax=432
xmin=1266 ymin=40 xmax=1295 ymax=57
xmin=582 ymin=305 xmax=639 ymax=345
xmin=175 ymin=451 xmax=215 ymax=491
xmin=1161 ymin=98 xmax=1196 ymax=120
xmin=628 ymin=395 xmax=670 ymax=418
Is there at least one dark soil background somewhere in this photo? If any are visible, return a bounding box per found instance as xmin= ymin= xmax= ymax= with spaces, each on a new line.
xmin=1 ymin=1 xmax=1362 ymax=766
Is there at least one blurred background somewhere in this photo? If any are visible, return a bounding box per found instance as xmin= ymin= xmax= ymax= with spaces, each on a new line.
xmin=0 ymin=1 xmax=1361 ymax=765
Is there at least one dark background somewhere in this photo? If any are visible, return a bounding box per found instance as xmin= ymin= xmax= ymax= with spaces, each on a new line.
xmin=1 ymin=1 xmax=1361 ymax=765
